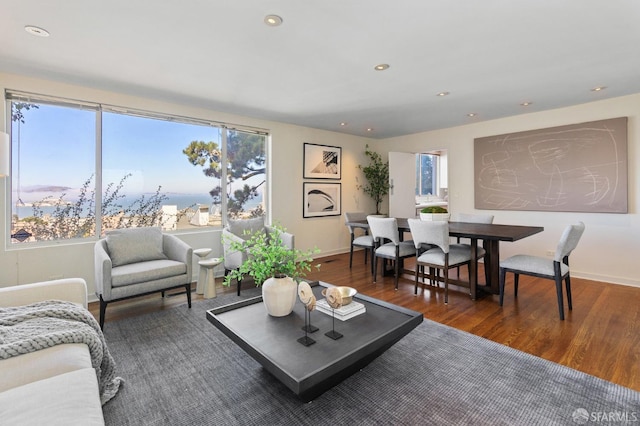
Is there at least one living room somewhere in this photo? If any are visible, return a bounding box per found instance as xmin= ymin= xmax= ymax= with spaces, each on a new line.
xmin=1 ymin=2 xmax=640 ymax=424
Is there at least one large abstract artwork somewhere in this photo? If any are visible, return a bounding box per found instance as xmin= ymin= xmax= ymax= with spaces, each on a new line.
xmin=303 ymin=143 xmax=341 ymax=179
xmin=303 ymin=182 xmax=341 ymax=218
xmin=474 ymin=117 xmax=628 ymax=213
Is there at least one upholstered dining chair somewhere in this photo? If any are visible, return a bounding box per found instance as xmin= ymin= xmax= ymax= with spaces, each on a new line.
xmin=499 ymin=222 xmax=585 ymax=320
xmin=367 ymin=216 xmax=416 ymax=290
xmin=344 ymin=212 xmax=375 ymax=273
xmin=408 ymin=218 xmax=474 ymax=304
xmin=450 ymin=212 xmax=494 ymax=283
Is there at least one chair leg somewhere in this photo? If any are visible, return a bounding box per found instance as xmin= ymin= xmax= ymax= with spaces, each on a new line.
xmin=161 ymin=291 xmax=165 ymax=298
xmin=565 ymin=275 xmax=573 ymax=311
xmin=514 ymin=274 xmax=519 ymax=298
xmin=443 ymin=269 xmax=449 ymax=305
xmin=499 ymin=268 xmax=506 ymax=306
xmin=185 ymin=283 xmax=192 ymax=308
xmin=237 ymin=278 xmax=242 ymax=296
xmin=99 ymin=296 xmax=108 ymax=330
xmin=373 ymin=255 xmax=378 ymax=283
xmin=555 ymin=275 xmax=565 ymax=320
xmin=414 ymin=263 xmax=420 ymax=295
xmin=364 ymin=248 xmax=368 ymax=265
xmin=349 ymin=245 xmax=354 ymax=268
xmin=394 ymin=258 xmax=400 ymax=290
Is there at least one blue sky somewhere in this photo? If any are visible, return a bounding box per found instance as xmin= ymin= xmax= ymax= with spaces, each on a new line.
xmin=12 ymin=104 xmax=223 ymax=197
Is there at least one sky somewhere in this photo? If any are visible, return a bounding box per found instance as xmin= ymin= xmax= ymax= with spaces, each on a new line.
xmin=11 ymin=104 xmax=229 ymax=198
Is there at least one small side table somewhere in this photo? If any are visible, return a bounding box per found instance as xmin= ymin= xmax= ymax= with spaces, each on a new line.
xmin=194 ymin=248 xmax=212 ymax=294
xmin=199 ymin=258 xmax=222 ymax=299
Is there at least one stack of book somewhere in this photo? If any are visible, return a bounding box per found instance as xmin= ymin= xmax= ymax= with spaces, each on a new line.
xmin=316 ymin=299 xmax=366 ymax=321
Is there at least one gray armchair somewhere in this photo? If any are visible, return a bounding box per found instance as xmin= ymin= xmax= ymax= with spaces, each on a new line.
xmin=94 ymin=227 xmax=193 ymax=329
xmin=222 ymin=217 xmax=294 ymax=295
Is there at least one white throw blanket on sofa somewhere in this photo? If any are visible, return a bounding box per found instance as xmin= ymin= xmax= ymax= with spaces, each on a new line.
xmin=0 ymin=300 xmax=123 ymax=405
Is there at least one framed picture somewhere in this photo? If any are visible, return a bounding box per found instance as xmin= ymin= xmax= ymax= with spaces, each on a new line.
xmin=303 ymin=182 xmax=341 ymax=218
xmin=303 ymin=143 xmax=342 ymax=179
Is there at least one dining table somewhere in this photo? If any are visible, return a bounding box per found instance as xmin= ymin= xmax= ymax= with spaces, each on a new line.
xmin=346 ymin=218 xmax=544 ymax=300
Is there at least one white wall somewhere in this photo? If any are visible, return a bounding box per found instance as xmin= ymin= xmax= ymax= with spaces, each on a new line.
xmin=1 ymin=72 xmax=637 ymax=293
xmin=0 ymin=73 xmax=377 ymax=298
xmin=383 ymin=94 xmax=640 ymax=287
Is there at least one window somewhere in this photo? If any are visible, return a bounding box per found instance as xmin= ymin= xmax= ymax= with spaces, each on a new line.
xmin=416 ymin=153 xmax=439 ymax=196
xmin=7 ymin=91 xmax=268 ymax=245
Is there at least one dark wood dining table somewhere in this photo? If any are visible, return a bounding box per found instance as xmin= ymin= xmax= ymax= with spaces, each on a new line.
xmin=347 ymin=218 xmax=544 ymax=300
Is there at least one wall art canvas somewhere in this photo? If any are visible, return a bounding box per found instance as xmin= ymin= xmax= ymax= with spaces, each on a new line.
xmin=474 ymin=117 xmax=628 ymax=213
xmin=303 ymin=143 xmax=341 ymax=179
xmin=303 ymin=182 xmax=341 ymax=218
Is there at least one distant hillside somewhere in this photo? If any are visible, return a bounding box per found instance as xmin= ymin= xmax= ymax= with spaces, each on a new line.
xmin=22 ymin=185 xmax=72 ymax=193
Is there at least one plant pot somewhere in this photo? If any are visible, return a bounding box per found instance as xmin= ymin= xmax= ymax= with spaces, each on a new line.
xmin=261 ymin=274 xmax=297 ymax=317
xmin=419 ymin=212 xmax=450 ymax=221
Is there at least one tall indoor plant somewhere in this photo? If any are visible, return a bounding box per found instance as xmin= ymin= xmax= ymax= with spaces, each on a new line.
xmin=357 ymin=144 xmax=390 ymax=215
xmin=223 ymin=224 xmax=319 ymax=316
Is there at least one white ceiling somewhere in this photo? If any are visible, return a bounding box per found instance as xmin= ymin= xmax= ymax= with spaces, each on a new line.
xmin=2 ymin=1 xmax=640 ymax=139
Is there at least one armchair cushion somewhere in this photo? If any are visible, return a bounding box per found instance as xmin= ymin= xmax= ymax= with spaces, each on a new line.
xmin=106 ymin=227 xmax=167 ymax=267
xmin=227 ymin=217 xmax=265 ymax=240
xmin=111 ymin=260 xmax=188 ymax=288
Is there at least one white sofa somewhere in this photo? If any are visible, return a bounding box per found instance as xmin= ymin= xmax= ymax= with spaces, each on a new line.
xmin=0 ymin=278 xmax=105 ymax=426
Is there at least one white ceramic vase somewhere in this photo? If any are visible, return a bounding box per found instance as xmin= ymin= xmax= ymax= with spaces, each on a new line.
xmin=261 ymin=274 xmax=297 ymax=317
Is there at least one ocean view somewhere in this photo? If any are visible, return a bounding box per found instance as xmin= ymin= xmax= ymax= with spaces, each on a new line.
xmin=13 ymin=192 xmax=263 ymax=218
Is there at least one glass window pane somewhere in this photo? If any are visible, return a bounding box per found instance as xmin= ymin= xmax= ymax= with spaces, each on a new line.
xmin=102 ymin=112 xmax=221 ymax=233
xmin=10 ymin=102 xmax=96 ymax=243
xmin=225 ymin=130 xmax=266 ymax=219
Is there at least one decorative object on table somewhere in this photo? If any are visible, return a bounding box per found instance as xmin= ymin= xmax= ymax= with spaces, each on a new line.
xmin=316 ymin=298 xmax=366 ymax=321
xmin=222 ymin=218 xmax=295 ymax=296
xmin=297 ymin=281 xmax=318 ymax=346
xmin=223 ymin=224 xmax=320 ymax=317
xmin=303 ymin=182 xmax=341 ymax=218
xmin=322 ymin=287 xmax=344 ymax=340
xmin=357 ymin=144 xmax=390 ymax=215
xmin=419 ymin=205 xmax=450 ymax=221
xmin=303 ymin=143 xmax=342 ymax=179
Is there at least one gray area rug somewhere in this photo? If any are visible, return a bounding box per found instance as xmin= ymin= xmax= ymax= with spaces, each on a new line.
xmin=102 ymin=289 xmax=639 ymax=425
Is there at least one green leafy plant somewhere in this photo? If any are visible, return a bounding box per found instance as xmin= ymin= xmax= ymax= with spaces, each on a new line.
xmin=420 ymin=206 xmax=448 ymax=214
xmin=223 ymin=224 xmax=320 ymax=286
xmin=357 ymin=144 xmax=390 ymax=215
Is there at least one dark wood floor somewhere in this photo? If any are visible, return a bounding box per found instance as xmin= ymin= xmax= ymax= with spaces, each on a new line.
xmin=90 ymin=251 xmax=640 ymax=392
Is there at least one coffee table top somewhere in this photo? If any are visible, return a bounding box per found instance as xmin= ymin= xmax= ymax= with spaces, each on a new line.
xmin=206 ymin=281 xmax=423 ymax=401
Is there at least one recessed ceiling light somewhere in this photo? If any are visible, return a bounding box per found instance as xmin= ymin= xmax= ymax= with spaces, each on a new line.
xmin=264 ymin=15 xmax=283 ymax=26
xmin=520 ymin=101 xmax=533 ymax=106
xmin=339 ymin=122 xmax=347 ymax=126
xmin=436 ymin=92 xmax=450 ymax=97
xmin=467 ymin=113 xmax=477 ymax=117
xmin=24 ymin=25 xmax=50 ymax=37
xmin=374 ymin=64 xmax=390 ymax=71
xmin=366 ymin=128 xmax=373 ymax=132
xmin=591 ymin=86 xmax=607 ymax=92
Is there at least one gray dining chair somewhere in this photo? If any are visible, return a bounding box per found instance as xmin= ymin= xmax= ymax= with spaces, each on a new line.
xmin=499 ymin=222 xmax=585 ymax=320
xmin=367 ymin=216 xmax=416 ymax=290
xmin=345 ymin=212 xmax=375 ymax=273
xmin=408 ymin=219 xmax=473 ymax=303
xmin=450 ymin=212 xmax=494 ymax=282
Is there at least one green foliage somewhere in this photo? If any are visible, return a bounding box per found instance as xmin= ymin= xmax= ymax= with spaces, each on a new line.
xmin=19 ymin=174 xmax=193 ymax=241
xmin=357 ymin=145 xmax=390 ymax=215
xmin=183 ymin=131 xmax=266 ymax=218
xmin=223 ymin=224 xmax=320 ymax=287
xmin=420 ymin=206 xmax=448 ymax=213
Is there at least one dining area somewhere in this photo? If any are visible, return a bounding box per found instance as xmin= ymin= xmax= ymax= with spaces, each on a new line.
xmin=345 ymin=212 xmax=544 ymax=300
xmin=344 ymin=212 xmax=584 ymax=320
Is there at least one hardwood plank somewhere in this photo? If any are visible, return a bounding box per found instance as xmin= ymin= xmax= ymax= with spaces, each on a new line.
xmin=89 ymin=252 xmax=640 ymax=392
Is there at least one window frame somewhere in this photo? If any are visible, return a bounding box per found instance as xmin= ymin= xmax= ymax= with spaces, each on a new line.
xmin=5 ymin=90 xmax=270 ymax=249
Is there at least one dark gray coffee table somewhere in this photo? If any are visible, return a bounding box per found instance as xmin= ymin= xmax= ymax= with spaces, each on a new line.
xmin=206 ymin=281 xmax=423 ymax=401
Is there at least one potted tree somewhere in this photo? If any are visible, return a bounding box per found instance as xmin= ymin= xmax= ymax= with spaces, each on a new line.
xmin=223 ymin=224 xmax=319 ymax=316
xmin=357 ymin=145 xmax=390 ymax=215
xmin=419 ymin=205 xmax=450 ymax=221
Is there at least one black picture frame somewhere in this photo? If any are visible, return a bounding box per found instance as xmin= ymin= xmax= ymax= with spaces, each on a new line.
xmin=303 ymin=182 xmax=341 ymax=218
xmin=303 ymin=143 xmax=342 ymax=180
